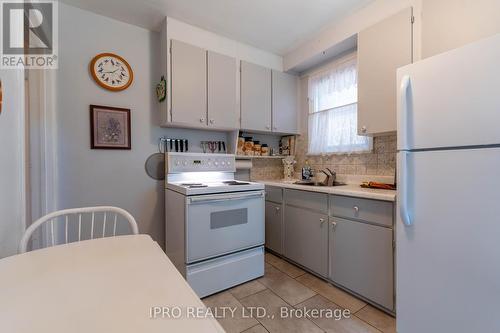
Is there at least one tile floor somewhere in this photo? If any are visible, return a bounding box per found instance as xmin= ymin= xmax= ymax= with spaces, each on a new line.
xmin=203 ymin=252 xmax=396 ymax=333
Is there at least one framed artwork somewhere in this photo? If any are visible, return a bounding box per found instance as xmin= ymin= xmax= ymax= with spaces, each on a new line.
xmin=90 ymin=105 xmax=131 ymax=150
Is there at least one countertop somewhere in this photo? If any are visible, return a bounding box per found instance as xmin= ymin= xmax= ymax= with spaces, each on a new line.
xmin=0 ymin=235 xmax=225 ymax=333
xmin=258 ymin=179 xmax=397 ymax=202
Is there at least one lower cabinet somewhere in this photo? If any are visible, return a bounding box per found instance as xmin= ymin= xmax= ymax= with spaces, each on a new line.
xmin=284 ymin=205 xmax=328 ymax=277
xmin=265 ymin=187 xmax=395 ymax=312
xmin=265 ymin=201 xmax=282 ymax=254
xmin=329 ymin=217 xmax=394 ymax=310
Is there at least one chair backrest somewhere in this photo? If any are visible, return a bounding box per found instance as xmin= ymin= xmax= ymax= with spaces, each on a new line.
xmin=19 ymin=206 xmax=139 ymax=253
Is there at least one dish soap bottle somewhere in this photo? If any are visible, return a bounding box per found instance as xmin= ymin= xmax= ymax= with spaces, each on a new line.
xmin=302 ymin=160 xmax=312 ymax=180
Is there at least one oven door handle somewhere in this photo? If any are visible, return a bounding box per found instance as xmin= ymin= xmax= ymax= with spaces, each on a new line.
xmin=188 ymin=191 xmax=264 ymax=204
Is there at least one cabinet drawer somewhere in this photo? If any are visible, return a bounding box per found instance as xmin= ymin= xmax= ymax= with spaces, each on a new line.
xmin=265 ymin=186 xmax=283 ymax=203
xmin=330 ymin=195 xmax=393 ymax=227
xmin=284 ymin=189 xmax=328 ymax=214
xmin=187 ymin=246 xmax=264 ymax=298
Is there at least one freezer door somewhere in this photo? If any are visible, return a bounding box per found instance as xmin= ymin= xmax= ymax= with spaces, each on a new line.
xmin=397 ymin=33 xmax=500 ymax=151
xmin=397 ymin=148 xmax=500 ymax=333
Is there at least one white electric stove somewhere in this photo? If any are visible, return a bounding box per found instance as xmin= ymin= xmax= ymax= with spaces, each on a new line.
xmin=165 ymin=152 xmax=265 ymax=298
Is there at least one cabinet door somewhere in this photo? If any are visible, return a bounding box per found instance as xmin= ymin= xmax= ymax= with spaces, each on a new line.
xmin=329 ymin=218 xmax=394 ymax=310
xmin=357 ymin=7 xmax=413 ymax=135
xmin=208 ymin=51 xmax=238 ymax=129
xmin=240 ymin=61 xmax=272 ymax=132
xmin=284 ymin=205 xmax=328 ymax=277
xmin=171 ymin=40 xmax=207 ymax=126
xmin=272 ymin=70 xmax=298 ymax=134
xmin=265 ymin=202 xmax=282 ymax=254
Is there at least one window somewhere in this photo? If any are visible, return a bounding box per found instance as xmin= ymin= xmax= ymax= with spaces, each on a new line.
xmin=308 ymin=53 xmax=372 ymax=155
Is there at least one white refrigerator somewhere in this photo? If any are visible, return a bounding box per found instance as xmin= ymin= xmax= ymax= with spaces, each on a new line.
xmin=396 ymin=33 xmax=500 ymax=332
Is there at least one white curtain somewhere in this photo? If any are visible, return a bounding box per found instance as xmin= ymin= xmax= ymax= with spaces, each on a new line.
xmin=308 ymin=53 xmax=372 ymax=155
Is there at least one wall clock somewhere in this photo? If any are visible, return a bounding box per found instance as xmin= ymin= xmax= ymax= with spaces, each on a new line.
xmin=90 ymin=53 xmax=133 ymax=91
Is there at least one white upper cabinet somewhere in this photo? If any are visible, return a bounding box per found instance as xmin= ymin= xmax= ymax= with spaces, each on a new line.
xmin=170 ymin=39 xmax=207 ymax=127
xmin=357 ymin=7 xmax=413 ymax=135
xmin=240 ymin=61 xmax=272 ymax=132
xmin=207 ymin=51 xmax=238 ymax=129
xmin=166 ymin=38 xmax=297 ymax=133
xmin=272 ymin=70 xmax=299 ymax=134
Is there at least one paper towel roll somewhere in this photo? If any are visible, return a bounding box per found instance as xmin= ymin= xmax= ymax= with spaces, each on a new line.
xmin=235 ymin=159 xmax=253 ymax=170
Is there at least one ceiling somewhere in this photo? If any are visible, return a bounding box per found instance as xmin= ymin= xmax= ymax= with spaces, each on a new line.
xmin=61 ymin=0 xmax=372 ymax=55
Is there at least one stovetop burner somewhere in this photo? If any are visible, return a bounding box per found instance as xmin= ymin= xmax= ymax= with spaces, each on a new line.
xmin=222 ymin=181 xmax=250 ymax=186
xmin=181 ymin=183 xmax=208 ymax=188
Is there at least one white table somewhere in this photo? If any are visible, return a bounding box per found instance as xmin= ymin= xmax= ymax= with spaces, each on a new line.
xmin=0 ymin=235 xmax=225 ymax=333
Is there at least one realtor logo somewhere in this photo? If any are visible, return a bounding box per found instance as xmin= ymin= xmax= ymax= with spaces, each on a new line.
xmin=1 ymin=0 xmax=58 ymax=69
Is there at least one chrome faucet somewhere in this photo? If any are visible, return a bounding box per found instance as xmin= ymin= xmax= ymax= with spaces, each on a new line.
xmin=320 ymin=168 xmax=337 ymax=186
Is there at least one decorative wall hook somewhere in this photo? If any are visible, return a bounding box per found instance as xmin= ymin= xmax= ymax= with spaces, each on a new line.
xmin=156 ymin=75 xmax=166 ymax=103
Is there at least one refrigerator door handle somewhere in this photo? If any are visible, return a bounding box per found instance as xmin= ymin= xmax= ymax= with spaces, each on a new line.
xmin=400 ymin=151 xmax=413 ymax=226
xmin=399 ymin=75 xmax=411 ymax=150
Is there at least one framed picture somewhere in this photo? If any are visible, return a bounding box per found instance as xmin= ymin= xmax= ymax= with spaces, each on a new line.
xmin=90 ymin=105 xmax=131 ymax=149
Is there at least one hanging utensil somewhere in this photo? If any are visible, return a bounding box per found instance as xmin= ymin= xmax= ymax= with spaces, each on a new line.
xmin=208 ymin=141 xmax=217 ymax=153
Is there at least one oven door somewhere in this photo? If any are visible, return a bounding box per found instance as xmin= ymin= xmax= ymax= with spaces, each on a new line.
xmin=185 ymin=190 xmax=265 ymax=263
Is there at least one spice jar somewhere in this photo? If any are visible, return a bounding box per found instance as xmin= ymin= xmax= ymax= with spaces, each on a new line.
xmin=237 ymin=135 xmax=245 ymax=155
xmin=253 ymin=141 xmax=261 ymax=156
xmin=244 ymin=137 xmax=254 ymax=156
xmin=261 ymin=144 xmax=269 ymax=156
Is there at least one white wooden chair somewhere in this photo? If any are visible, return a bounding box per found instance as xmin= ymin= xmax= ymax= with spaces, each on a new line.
xmin=19 ymin=206 xmax=139 ymax=253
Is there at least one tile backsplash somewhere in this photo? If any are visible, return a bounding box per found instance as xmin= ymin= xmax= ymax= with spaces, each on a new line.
xmin=295 ymin=134 xmax=397 ymax=177
xmin=250 ymin=158 xmax=284 ymax=180
xmin=249 ymin=135 xmax=397 ymax=181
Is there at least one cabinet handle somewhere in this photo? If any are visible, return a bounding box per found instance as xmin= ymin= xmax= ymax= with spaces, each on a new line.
xmin=266 ymin=125 xmax=270 ymax=130
xmin=200 ymin=118 xmax=205 ymax=123
xmin=320 ymin=218 xmax=325 ymax=227
xmin=331 ymin=221 xmax=337 ymax=229
xmin=353 ymin=206 xmax=359 ymax=213
xmin=361 ymin=126 xmax=367 ymax=133
xmin=275 ymin=207 xmax=280 ymax=212
xmin=209 ymin=119 xmax=214 ymax=124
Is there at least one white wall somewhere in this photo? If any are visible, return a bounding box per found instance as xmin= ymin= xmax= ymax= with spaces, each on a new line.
xmin=52 ymin=5 xmax=288 ymax=249
xmin=165 ymin=17 xmax=283 ymax=71
xmin=286 ymin=0 xmax=500 ymax=71
xmin=0 ymin=69 xmax=25 ymax=258
xmin=159 ymin=17 xmax=283 ymax=126
xmin=56 ymin=4 xmax=168 ymax=245
xmin=422 ymin=0 xmax=500 ymax=58
xmin=284 ymin=0 xmax=422 ymax=71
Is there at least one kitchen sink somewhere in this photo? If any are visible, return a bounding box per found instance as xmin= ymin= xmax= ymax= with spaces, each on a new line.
xmin=293 ymin=180 xmax=347 ymax=187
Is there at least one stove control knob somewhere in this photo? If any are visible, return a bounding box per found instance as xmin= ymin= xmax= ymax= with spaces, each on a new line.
xmin=221 ymin=161 xmax=225 ymax=166
xmin=214 ymin=161 xmax=219 ymax=166
xmin=182 ymin=161 xmax=188 ymax=166
xmin=175 ymin=161 xmax=180 ymax=166
xmin=207 ymin=161 xmax=211 ymax=166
